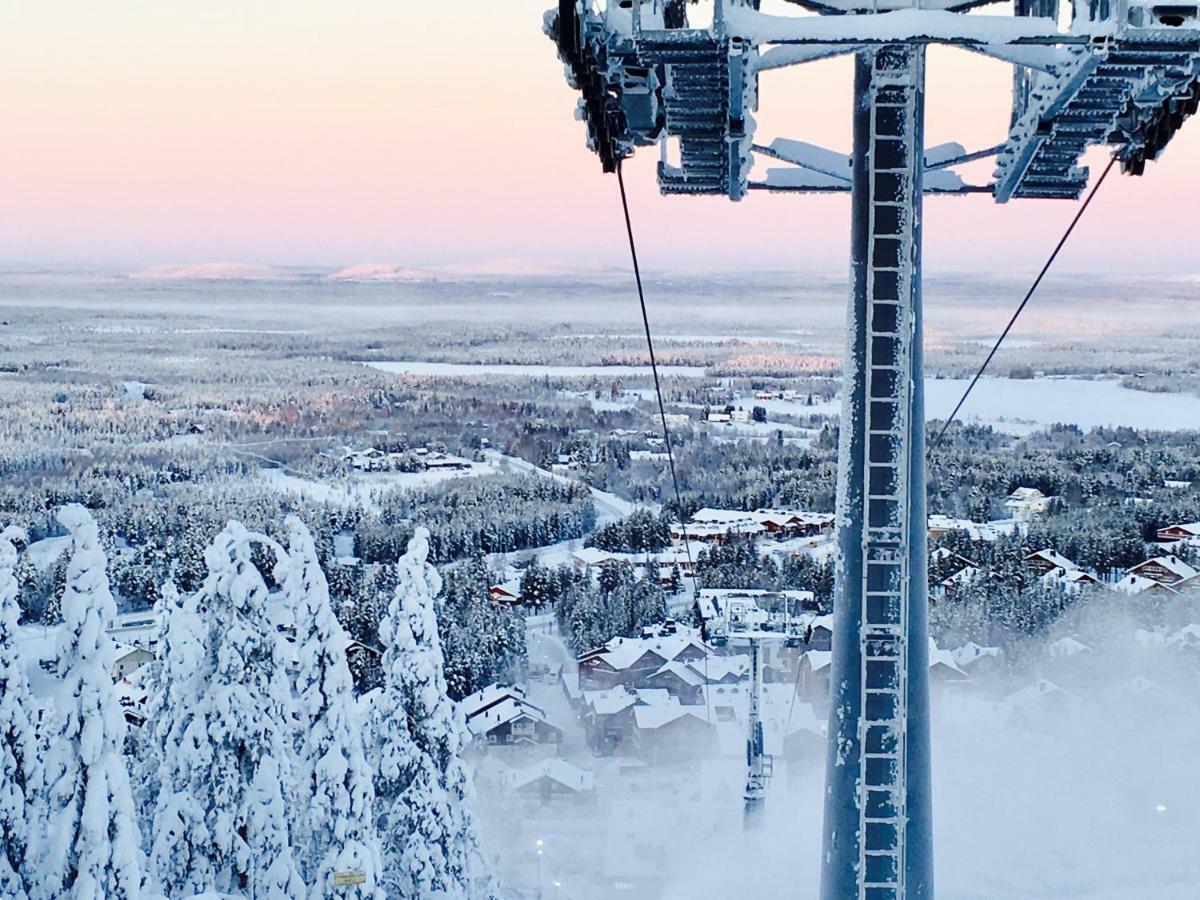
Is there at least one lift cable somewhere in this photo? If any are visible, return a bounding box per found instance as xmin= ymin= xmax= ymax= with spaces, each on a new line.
xmin=782 ymin=635 xmax=806 ymax=745
xmin=931 ymin=155 xmax=1117 ymax=449
xmin=615 ymin=161 xmax=712 ymax=717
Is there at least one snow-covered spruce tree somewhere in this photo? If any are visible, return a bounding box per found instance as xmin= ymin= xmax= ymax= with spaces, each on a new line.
xmin=134 ymin=581 xmax=178 ymax=821
xmin=375 ymin=527 xmax=496 ymax=900
xmin=280 ymin=515 xmax=383 ymax=899
xmin=143 ymin=581 xmax=214 ymax=897
xmin=0 ymin=525 xmax=36 ymax=899
xmin=34 ymin=504 xmax=142 ymax=900
xmin=181 ymin=521 xmax=304 ymax=899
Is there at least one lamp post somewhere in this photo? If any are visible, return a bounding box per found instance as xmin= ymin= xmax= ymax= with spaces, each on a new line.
xmin=536 ymin=838 xmax=544 ymax=900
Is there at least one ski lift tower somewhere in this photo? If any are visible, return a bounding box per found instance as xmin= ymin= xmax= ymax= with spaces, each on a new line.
xmin=545 ymin=2 xmax=1200 ymax=897
xmin=698 ymin=590 xmax=809 ymax=826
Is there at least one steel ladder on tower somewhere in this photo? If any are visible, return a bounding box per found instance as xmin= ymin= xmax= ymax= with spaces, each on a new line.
xmin=857 ymin=44 xmax=920 ymax=900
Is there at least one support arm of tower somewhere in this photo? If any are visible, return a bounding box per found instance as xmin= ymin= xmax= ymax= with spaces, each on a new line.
xmin=724 ymin=7 xmax=1086 ymax=47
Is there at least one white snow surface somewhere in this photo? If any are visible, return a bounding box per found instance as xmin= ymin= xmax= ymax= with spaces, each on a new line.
xmin=256 ymin=459 xmax=497 ymax=510
xmin=363 ymin=360 xmax=708 ymax=379
xmin=761 ymin=377 xmax=1200 ymax=433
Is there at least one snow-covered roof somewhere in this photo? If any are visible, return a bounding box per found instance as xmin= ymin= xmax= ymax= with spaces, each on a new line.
xmin=927 ymin=639 xmax=968 ymax=678
xmin=114 ymin=675 xmax=151 ymax=708
xmin=1160 ymin=521 xmax=1200 ymax=537
xmin=573 ymin=546 xmax=690 ymax=569
xmin=804 ymin=650 xmax=832 ymax=673
xmin=510 ymin=758 xmax=594 ymax=793
xmin=1051 ymin=568 xmax=1097 ymax=585
xmin=1114 ymin=573 xmax=1180 ymax=595
xmin=1027 ymin=549 xmax=1078 ymax=571
xmin=1006 ymin=487 xmax=1047 ymax=502
xmin=460 ymin=682 xmax=532 ymax=719
xmin=688 ymin=654 xmax=749 ymax=684
xmin=674 ymin=521 xmax=767 ymax=539
xmin=572 ymin=546 xmax=623 ymax=567
xmin=928 ymin=515 xmax=1019 ymax=541
xmin=1131 ymin=556 xmax=1199 ymax=581
xmin=691 ymin=508 xmax=833 ymax=529
xmin=582 ymin=687 xmax=639 ymax=717
xmin=488 ymin=579 xmax=522 ymax=599
xmin=112 ymin=641 xmax=154 ymax=663
xmin=1047 ymin=636 xmax=1092 ymax=658
xmin=691 ymin=507 xmax=757 ymax=524
xmin=633 ymin=701 xmax=711 ymax=731
xmin=108 ymin=610 xmax=161 ymax=631
xmin=465 ymin=697 xmax=557 ymax=737
xmin=940 ymin=565 xmax=978 ymax=587
xmin=650 ymin=661 xmax=706 ymax=687
xmin=930 ymin=547 xmax=976 ymax=566
xmin=633 ymin=688 xmax=672 ymax=707
xmin=581 ymin=633 xmax=709 ymax=671
xmin=951 ymin=642 xmax=1001 ymax=667
xmin=809 ymin=614 xmax=834 ymax=633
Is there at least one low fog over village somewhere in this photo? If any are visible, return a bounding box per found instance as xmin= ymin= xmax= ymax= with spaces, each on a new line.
xmin=0 ymin=270 xmax=1197 ymax=897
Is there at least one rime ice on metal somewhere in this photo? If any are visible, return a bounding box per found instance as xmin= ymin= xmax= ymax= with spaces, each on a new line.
xmin=544 ymin=1 xmax=1200 ymax=898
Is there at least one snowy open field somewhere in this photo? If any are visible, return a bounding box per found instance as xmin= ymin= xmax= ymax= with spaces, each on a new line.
xmin=256 ymin=459 xmax=500 ymax=511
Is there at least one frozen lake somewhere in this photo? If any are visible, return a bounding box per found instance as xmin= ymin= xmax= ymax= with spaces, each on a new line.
xmin=756 ymin=377 xmax=1200 ymax=433
xmin=363 ymin=360 xmax=708 ymax=379
xmin=924 ymin=376 xmax=1200 ymax=433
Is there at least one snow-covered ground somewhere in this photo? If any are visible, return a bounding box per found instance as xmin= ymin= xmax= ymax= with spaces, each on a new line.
xmin=924 ymin=375 xmax=1200 ymax=433
xmin=755 ymin=376 xmax=1200 ymax=433
xmin=362 ymin=361 xmax=708 ymax=379
xmin=255 ymin=459 xmax=499 ymax=511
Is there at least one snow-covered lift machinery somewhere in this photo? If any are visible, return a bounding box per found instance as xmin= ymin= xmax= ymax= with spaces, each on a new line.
xmin=697 ymin=591 xmax=808 ymax=824
xmin=545 ymin=1 xmax=1200 ymax=897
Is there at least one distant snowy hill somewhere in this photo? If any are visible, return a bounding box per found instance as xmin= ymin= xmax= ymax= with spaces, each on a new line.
xmin=325 ymin=258 xmax=622 ymax=282
xmin=129 ymin=262 xmax=286 ymax=281
xmin=323 ymin=263 xmax=439 ymax=283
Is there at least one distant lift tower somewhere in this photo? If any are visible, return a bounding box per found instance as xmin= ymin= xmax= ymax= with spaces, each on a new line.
xmin=545 ymin=2 xmax=1200 ymax=897
xmin=701 ymin=594 xmax=809 ymax=825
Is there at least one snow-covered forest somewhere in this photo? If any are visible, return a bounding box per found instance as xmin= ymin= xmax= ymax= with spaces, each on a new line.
xmin=3 ymin=272 xmax=1200 ymax=898
xmin=1 ymin=505 xmax=496 ymax=899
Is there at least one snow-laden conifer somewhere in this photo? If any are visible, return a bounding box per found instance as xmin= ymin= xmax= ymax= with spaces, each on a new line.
xmin=134 ymin=582 xmax=179 ymax=819
xmin=0 ymin=525 xmax=36 ymax=900
xmin=184 ymin=521 xmax=304 ymax=899
xmin=281 ymin=515 xmax=383 ymax=899
xmin=144 ymin=581 xmax=214 ymax=897
xmin=375 ymin=526 xmax=495 ymax=899
xmin=34 ymin=504 xmax=142 ymax=899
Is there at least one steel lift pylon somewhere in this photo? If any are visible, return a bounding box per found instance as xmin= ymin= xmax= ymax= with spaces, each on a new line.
xmin=544 ymin=1 xmax=1200 ymax=896
xmin=698 ymin=593 xmax=808 ymax=827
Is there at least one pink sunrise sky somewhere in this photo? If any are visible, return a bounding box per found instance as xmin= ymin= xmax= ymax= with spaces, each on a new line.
xmin=0 ymin=0 xmax=1196 ymax=274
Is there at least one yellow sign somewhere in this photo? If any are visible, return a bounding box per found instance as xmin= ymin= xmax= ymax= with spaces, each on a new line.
xmin=334 ymin=871 xmax=367 ymax=886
